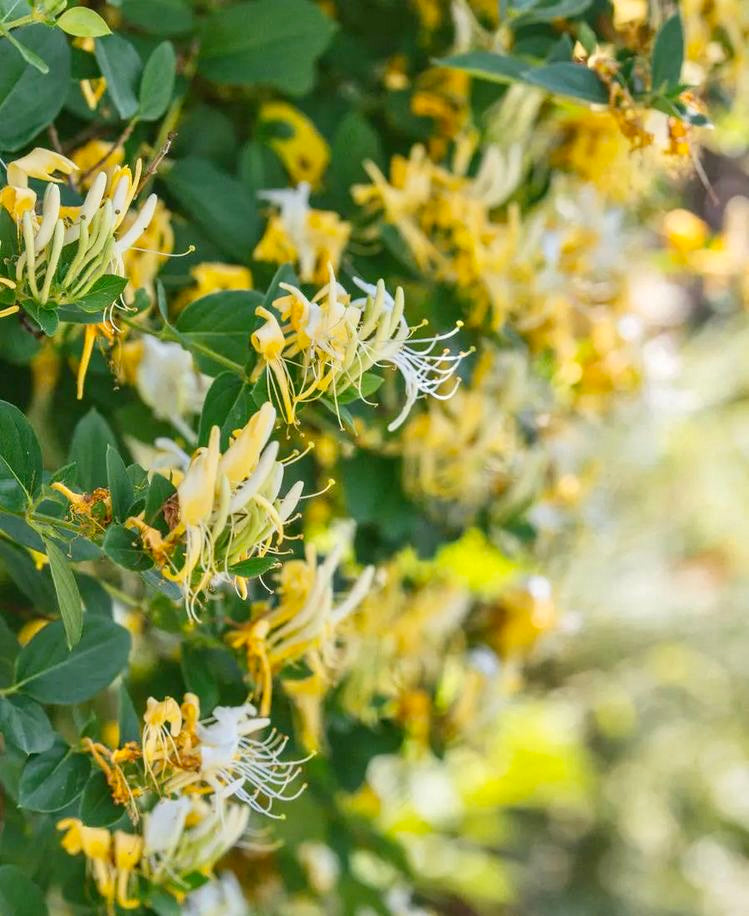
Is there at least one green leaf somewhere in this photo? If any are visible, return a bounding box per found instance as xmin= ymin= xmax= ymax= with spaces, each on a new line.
xmin=513 ymin=0 xmax=592 ymax=25
xmin=521 ymin=62 xmax=608 ymax=103
xmin=3 ymin=29 xmax=49 ymax=74
xmin=0 ymin=695 xmax=55 ymax=754
xmin=94 ymin=33 xmax=142 ymax=119
xmin=102 ymin=523 xmax=154 ymax=571
xmin=199 ymin=0 xmax=336 ymax=95
xmin=14 ymin=616 xmax=131 ymax=704
xmin=144 ymin=473 xmax=176 ymax=526
xmin=42 ymin=537 xmax=83 ymax=649
xmin=0 ymin=615 xmax=19 ymax=689
xmin=651 ymin=14 xmax=684 ymax=92
xmin=139 ymin=41 xmax=176 ymax=121
xmin=147 ymin=887 xmax=183 ymax=916
xmin=435 ymin=50 xmax=527 ymax=84
xmin=0 ymin=538 xmax=56 ymax=613
xmin=74 ymin=274 xmax=128 ymax=313
xmin=19 ymin=299 xmax=59 ymax=336
xmin=57 ymin=8 xmax=112 ymax=38
xmin=174 ymin=289 xmax=263 ymax=376
xmin=106 ymin=446 xmax=134 ymax=522
xmin=122 ymin=0 xmax=195 ymax=36
xmin=118 ymin=683 xmax=140 ymax=744
xmin=0 ymin=399 xmax=43 ymax=511
xmin=329 ymin=112 xmax=384 ymax=215
xmin=198 ymin=372 xmax=257 ymax=450
xmin=0 ymin=865 xmax=48 ymax=916
xmin=69 ymin=409 xmax=119 ymax=491
xmin=18 ymin=738 xmax=90 ymax=812
xmin=228 ymin=555 xmax=279 ymax=577
xmin=336 ymin=371 xmax=384 ymax=404
xmin=0 ymin=26 xmax=70 ymax=150
xmin=164 ymin=157 xmax=260 ymax=261
xmin=79 ymin=770 xmax=125 ymax=826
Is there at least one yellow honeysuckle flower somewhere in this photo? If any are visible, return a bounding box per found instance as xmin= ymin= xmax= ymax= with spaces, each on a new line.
xmin=70 ymin=139 xmax=125 ymax=189
xmin=0 ymin=148 xmax=77 ymax=221
xmin=254 ymin=183 xmax=350 ymax=284
xmin=258 ymin=101 xmax=330 ymax=187
xmin=17 ymin=617 xmax=50 ymax=646
xmin=176 ymin=261 xmax=253 ymax=310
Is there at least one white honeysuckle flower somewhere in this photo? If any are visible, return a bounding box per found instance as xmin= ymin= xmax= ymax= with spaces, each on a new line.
xmin=166 ymin=703 xmax=309 ymax=819
xmin=133 ymin=337 xmax=210 ymax=443
xmin=183 ymin=871 xmax=250 ymax=916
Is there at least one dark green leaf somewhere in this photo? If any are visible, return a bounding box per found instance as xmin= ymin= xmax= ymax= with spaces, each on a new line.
xmin=174 ymin=289 xmax=263 ymax=376
xmin=0 ymin=26 xmax=70 ymax=151
xmin=199 ymin=0 xmax=336 ymax=95
xmin=79 ymin=770 xmax=125 ymax=826
xmin=513 ymin=0 xmax=592 ymax=25
xmin=651 ymin=14 xmax=684 ymax=92
xmin=329 ymin=112 xmax=384 ymax=214
xmin=19 ymin=299 xmax=59 ymax=336
xmin=122 ymin=0 xmax=195 ymax=36
xmin=164 ymin=157 xmax=260 ymax=261
xmin=74 ymin=274 xmax=128 ymax=313
xmin=42 ymin=537 xmax=83 ymax=649
xmin=0 ymin=538 xmax=56 ymax=613
xmin=0 ymin=399 xmax=43 ymax=510
xmin=0 ymin=615 xmax=19 ymax=689
xmin=3 ymin=30 xmax=49 ymax=74
xmin=18 ymin=738 xmax=90 ymax=812
xmin=522 ymin=62 xmax=608 ymax=103
xmin=435 ymin=51 xmax=527 ymax=84
xmin=102 ymin=523 xmax=153 ymax=571
xmin=228 ymin=555 xmax=279 ymax=577
xmin=69 ymin=409 xmax=119 ymax=491
xmin=95 ymin=33 xmax=142 ymax=119
xmin=198 ymin=372 xmax=256 ymax=449
xmin=139 ymin=41 xmax=176 ymax=121
xmin=118 ymin=683 xmax=140 ymax=744
xmin=106 ymin=446 xmax=134 ymax=522
xmin=0 ymin=695 xmax=55 ymax=754
xmin=14 ymin=616 xmax=131 ymax=704
xmin=0 ymin=865 xmax=48 ymax=916
xmin=144 ymin=473 xmax=176 ymax=526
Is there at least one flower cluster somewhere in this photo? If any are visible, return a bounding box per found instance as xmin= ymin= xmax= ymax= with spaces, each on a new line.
xmin=58 ymin=693 xmax=304 ymax=911
xmin=0 ymin=147 xmax=157 ymax=315
xmin=251 ymin=265 xmax=471 ymax=429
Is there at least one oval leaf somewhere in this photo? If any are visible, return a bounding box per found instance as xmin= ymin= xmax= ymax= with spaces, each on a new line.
xmin=57 ymin=8 xmax=112 ymax=38
xmin=14 ymin=616 xmax=131 ymax=705
xmin=139 ymin=41 xmax=177 ymax=121
xmin=0 ymin=400 xmax=43 ymax=511
xmin=18 ymin=738 xmax=91 ymax=812
xmin=42 ymin=537 xmax=83 ymax=649
xmin=0 ymin=695 xmax=55 ymax=755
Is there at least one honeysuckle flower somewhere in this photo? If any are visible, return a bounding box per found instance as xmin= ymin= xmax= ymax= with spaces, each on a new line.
xmin=57 ymin=819 xmax=143 ymax=911
xmin=126 ymin=404 xmax=304 ymax=617
xmin=120 ymin=336 xmax=210 ymax=442
xmin=254 ymin=182 xmax=351 ymax=284
xmin=257 ymin=101 xmax=330 ymax=186
xmin=70 ymin=139 xmax=125 ymax=189
xmin=143 ymin=797 xmax=250 ymax=883
xmin=183 ymin=871 xmax=250 ymax=916
xmin=251 ymin=265 xmax=470 ymax=430
xmin=176 ymin=261 xmax=253 ymax=309
xmin=121 ymin=198 xmax=174 ymax=300
xmin=227 ymin=541 xmax=375 ymax=714
xmin=0 ymin=148 xmax=159 ymax=318
xmin=165 ymin=702 xmax=309 ymax=818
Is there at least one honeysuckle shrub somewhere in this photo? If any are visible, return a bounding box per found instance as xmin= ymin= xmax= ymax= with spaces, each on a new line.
xmin=0 ymin=1 xmax=746 ymax=914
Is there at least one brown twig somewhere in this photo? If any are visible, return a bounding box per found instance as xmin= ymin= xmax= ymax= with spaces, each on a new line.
xmin=136 ymin=131 xmax=177 ymax=197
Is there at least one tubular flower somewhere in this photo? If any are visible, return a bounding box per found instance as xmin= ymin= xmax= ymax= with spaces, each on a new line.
xmin=164 ymin=702 xmax=309 ymax=818
xmin=0 ymin=147 xmax=159 ymax=315
xmin=57 ymin=819 xmax=143 ymax=912
xmin=126 ymin=403 xmax=304 ymax=618
xmin=257 ymin=101 xmax=330 ymax=186
xmin=227 ymin=541 xmax=375 ymax=715
xmin=143 ymin=796 xmax=250 ymax=884
xmin=252 ymin=265 xmax=471 ymax=430
xmin=253 ymin=182 xmax=351 ymax=284
xmin=176 ymin=261 xmax=253 ymax=309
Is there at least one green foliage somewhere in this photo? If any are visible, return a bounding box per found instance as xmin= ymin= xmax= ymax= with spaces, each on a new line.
xmin=198 ymin=0 xmax=336 ymax=95
xmin=12 ymin=616 xmax=131 ymax=704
